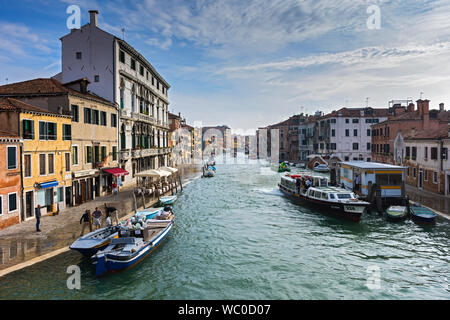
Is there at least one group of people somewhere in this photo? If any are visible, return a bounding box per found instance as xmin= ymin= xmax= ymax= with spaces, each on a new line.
xmin=295 ymin=176 xmax=313 ymax=194
xmin=80 ymin=203 xmax=120 ymax=236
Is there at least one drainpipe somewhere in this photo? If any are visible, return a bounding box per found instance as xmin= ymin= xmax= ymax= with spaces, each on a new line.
xmin=19 ymin=144 xmax=24 ymax=223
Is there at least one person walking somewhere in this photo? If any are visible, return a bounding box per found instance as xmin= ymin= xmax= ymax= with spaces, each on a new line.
xmin=80 ymin=210 xmax=92 ymax=236
xmin=112 ymin=181 xmax=118 ymax=200
xmin=92 ymin=207 xmax=103 ymax=230
xmin=104 ymin=203 xmax=119 ymax=225
xmin=35 ymin=204 xmax=42 ymax=232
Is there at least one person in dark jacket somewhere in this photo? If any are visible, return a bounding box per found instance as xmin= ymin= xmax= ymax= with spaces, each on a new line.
xmin=35 ymin=205 xmax=42 ymax=232
xmin=80 ymin=210 xmax=92 ymax=236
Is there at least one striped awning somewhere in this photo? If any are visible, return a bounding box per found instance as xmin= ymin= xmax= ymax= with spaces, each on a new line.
xmin=39 ymin=181 xmax=58 ymax=189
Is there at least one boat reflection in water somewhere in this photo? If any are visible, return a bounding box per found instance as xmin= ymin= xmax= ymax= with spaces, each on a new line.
xmin=279 ymin=174 xmax=370 ymax=222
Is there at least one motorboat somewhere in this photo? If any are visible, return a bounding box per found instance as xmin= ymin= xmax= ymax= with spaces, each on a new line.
xmin=410 ymin=204 xmax=437 ymax=224
xmin=313 ymin=164 xmax=329 ymax=172
xmin=159 ymin=195 xmax=177 ymax=205
xmin=278 ymin=174 xmax=370 ymax=222
xmin=70 ymin=226 xmax=120 ymax=256
xmin=385 ymin=206 xmax=408 ymax=222
xmin=93 ymin=213 xmax=174 ymax=276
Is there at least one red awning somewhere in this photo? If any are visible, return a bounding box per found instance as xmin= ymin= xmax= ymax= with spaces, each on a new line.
xmin=103 ymin=168 xmax=129 ymax=177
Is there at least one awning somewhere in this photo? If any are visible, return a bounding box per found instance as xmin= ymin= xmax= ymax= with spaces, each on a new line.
xmin=160 ymin=166 xmax=178 ymax=174
xmin=135 ymin=169 xmax=171 ymax=178
xmin=39 ymin=181 xmax=58 ymax=189
xmin=103 ymin=168 xmax=129 ymax=177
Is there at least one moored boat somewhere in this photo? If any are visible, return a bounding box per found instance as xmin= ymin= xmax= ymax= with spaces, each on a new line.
xmin=313 ymin=164 xmax=329 ymax=173
xmin=70 ymin=226 xmax=120 ymax=256
xmin=410 ymin=204 xmax=437 ymax=224
xmin=385 ymin=206 xmax=408 ymax=221
xmin=278 ymin=174 xmax=370 ymax=222
xmin=93 ymin=214 xmax=174 ymax=276
xmin=159 ymin=195 xmax=177 ymax=205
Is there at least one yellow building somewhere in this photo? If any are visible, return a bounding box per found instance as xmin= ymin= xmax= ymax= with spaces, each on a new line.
xmin=0 ymin=98 xmax=72 ymax=219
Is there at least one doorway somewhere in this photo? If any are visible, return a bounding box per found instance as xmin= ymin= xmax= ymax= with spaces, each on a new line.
xmin=25 ymin=191 xmax=33 ymax=219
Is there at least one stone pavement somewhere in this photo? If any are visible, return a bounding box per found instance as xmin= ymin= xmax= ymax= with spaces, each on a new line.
xmin=0 ymin=165 xmax=201 ymax=273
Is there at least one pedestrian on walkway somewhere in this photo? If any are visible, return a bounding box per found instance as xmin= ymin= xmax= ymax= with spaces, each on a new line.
xmin=35 ymin=204 xmax=42 ymax=232
xmin=112 ymin=181 xmax=118 ymax=200
xmin=80 ymin=210 xmax=92 ymax=236
xmin=92 ymin=207 xmax=103 ymax=230
xmin=104 ymin=203 xmax=119 ymax=225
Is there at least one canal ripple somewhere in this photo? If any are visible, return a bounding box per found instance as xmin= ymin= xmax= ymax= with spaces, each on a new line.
xmin=0 ymin=162 xmax=449 ymax=299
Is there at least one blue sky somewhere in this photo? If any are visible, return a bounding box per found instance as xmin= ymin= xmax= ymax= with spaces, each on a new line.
xmin=1 ymin=0 xmax=450 ymax=131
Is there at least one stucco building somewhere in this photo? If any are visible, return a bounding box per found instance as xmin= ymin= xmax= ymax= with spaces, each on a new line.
xmin=58 ymin=10 xmax=170 ymax=186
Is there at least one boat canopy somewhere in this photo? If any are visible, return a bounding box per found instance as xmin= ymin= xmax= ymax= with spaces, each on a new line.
xmin=135 ymin=169 xmax=172 ymax=178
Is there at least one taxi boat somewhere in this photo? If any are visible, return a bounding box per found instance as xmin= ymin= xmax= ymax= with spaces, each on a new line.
xmin=278 ymin=174 xmax=370 ymax=222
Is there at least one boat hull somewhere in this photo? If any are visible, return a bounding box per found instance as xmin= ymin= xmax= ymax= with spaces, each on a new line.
xmin=385 ymin=213 xmax=407 ymax=222
xmin=70 ymin=229 xmax=119 ymax=256
xmin=94 ymin=222 xmax=173 ymax=276
xmin=159 ymin=196 xmax=177 ymax=205
xmin=279 ymin=184 xmax=365 ymax=222
xmin=410 ymin=207 xmax=436 ymax=224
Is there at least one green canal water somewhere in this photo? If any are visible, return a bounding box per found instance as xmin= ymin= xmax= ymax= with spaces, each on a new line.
xmin=0 ymin=162 xmax=449 ymax=299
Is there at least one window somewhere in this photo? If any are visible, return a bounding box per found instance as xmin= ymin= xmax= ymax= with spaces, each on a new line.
xmin=367 ymin=143 xmax=371 ymax=151
xmin=131 ymin=58 xmax=136 ymax=70
xmin=431 ymin=147 xmax=438 ymax=160
xmin=65 ymin=153 xmax=70 ymax=172
xmin=345 ymin=119 xmax=349 ymax=124
xmin=76 ymin=52 xmax=82 ymax=59
xmin=330 ymin=143 xmax=336 ymax=150
xmin=94 ymin=146 xmax=100 ymax=164
xmin=424 ymin=147 xmax=428 ymax=160
xmin=0 ymin=196 xmax=2 ymax=215
xmin=407 ymin=167 xmax=410 ymax=176
xmin=146 ymin=71 xmax=149 ymax=80
xmin=367 ymin=129 xmax=371 ymax=137
xmin=72 ymin=146 xmax=78 ymax=165
xmin=84 ymin=108 xmax=91 ymax=124
xmin=112 ymin=146 xmax=117 ymax=161
xmin=71 ymin=105 xmax=79 ymax=122
xmin=352 ymin=119 xmax=359 ymax=123
xmin=354 ymin=129 xmax=358 ymax=137
xmin=119 ymin=50 xmax=125 ymax=63
xmin=345 ymin=129 xmax=349 ymax=137
xmin=373 ymin=119 xmax=379 ymax=123
xmin=353 ymin=143 xmax=359 ymax=150
xmin=48 ymin=154 xmax=54 ymax=175
xmin=433 ymin=171 xmax=438 ymax=183
xmin=94 ymin=75 xmax=100 ymax=82
xmin=7 ymin=146 xmax=17 ymax=170
xmin=100 ymin=111 xmax=107 ymax=126
xmin=442 ymin=148 xmax=448 ymax=160
xmin=406 ymin=147 xmax=410 ymax=159
xmin=101 ymin=146 xmax=107 ymax=162
xmin=111 ymin=113 xmax=117 ymax=127
xmin=8 ymin=193 xmax=17 ymax=212
xmin=47 ymin=122 xmax=57 ymax=140
xmin=86 ymin=146 xmax=93 ymax=164
xmin=92 ymin=110 xmax=99 ymax=125
xmin=63 ymin=124 xmax=71 ymax=140
xmin=140 ymin=65 xmax=144 ymax=76
xmin=22 ymin=119 xmax=34 ymax=139
xmin=57 ymin=187 xmax=64 ymax=203
xmin=424 ymin=170 xmax=428 ymax=181
xmin=330 ymin=119 xmax=336 ymax=123
xmin=39 ymin=121 xmax=46 ymax=140
xmin=413 ymin=168 xmax=417 ymax=178
xmin=24 ymin=154 xmax=31 ymax=177
xmin=39 ymin=154 xmax=46 ymax=175
xmin=331 ymin=129 xmax=335 ymax=137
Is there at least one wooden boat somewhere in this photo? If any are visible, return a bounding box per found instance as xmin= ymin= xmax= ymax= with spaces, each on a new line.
xmin=93 ymin=215 xmax=174 ymax=276
xmin=410 ymin=205 xmax=437 ymax=224
xmin=159 ymin=195 xmax=177 ymax=205
xmin=313 ymin=164 xmax=329 ymax=173
xmin=135 ymin=207 xmax=164 ymax=220
xmin=385 ymin=206 xmax=408 ymax=221
xmin=279 ymin=174 xmax=370 ymax=222
xmin=69 ymin=226 xmax=120 ymax=256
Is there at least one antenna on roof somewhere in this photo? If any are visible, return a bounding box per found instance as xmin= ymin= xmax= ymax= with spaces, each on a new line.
xmin=5 ymin=78 xmax=8 ymax=84
xmin=121 ymin=28 xmax=125 ymax=40
xmin=365 ymin=97 xmax=370 ymax=108
xmin=420 ymin=92 xmax=424 ymax=99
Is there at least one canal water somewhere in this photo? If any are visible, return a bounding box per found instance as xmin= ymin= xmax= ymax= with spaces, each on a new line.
xmin=0 ymin=162 xmax=448 ymax=299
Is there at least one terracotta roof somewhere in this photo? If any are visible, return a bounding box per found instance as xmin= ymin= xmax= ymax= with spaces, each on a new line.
xmin=323 ymin=107 xmax=389 ymax=118
xmin=0 ymin=78 xmax=114 ymax=106
xmin=403 ymin=126 xmax=449 ymax=140
xmin=0 ymin=97 xmax=51 ymax=113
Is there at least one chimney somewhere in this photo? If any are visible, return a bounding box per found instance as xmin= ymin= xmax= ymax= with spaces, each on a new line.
xmin=407 ymin=103 xmax=415 ymax=112
xmin=417 ymin=99 xmax=430 ymax=129
xmin=89 ymin=10 xmax=98 ymax=27
xmin=440 ymin=103 xmax=445 ymax=111
xmin=80 ymin=78 xmax=89 ymax=94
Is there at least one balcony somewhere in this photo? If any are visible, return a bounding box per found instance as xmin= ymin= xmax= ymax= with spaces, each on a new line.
xmin=130 ymin=112 xmax=157 ymax=124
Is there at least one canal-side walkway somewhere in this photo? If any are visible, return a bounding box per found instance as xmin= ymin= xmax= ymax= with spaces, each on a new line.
xmin=406 ymin=185 xmax=450 ymax=220
xmin=0 ymin=166 xmax=201 ymax=276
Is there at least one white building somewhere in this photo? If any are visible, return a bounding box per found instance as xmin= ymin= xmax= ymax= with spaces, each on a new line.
xmin=321 ymin=107 xmax=389 ymax=162
xmin=58 ymin=10 xmax=171 ymax=186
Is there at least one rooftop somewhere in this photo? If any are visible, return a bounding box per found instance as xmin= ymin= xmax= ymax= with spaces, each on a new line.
xmin=340 ymin=161 xmax=406 ymax=170
xmin=0 ymin=97 xmax=54 ymax=114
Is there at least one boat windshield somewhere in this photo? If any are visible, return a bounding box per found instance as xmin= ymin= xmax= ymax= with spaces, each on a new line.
xmin=336 ymin=193 xmax=352 ymax=199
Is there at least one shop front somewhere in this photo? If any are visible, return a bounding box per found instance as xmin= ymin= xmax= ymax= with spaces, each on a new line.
xmin=102 ymin=168 xmax=129 ymax=193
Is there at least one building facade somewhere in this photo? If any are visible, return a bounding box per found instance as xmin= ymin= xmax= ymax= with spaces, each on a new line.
xmin=59 ymin=10 xmax=170 ymax=186
xmin=0 ymin=131 xmax=22 ymax=230
xmin=0 ymin=98 xmax=72 ymax=219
